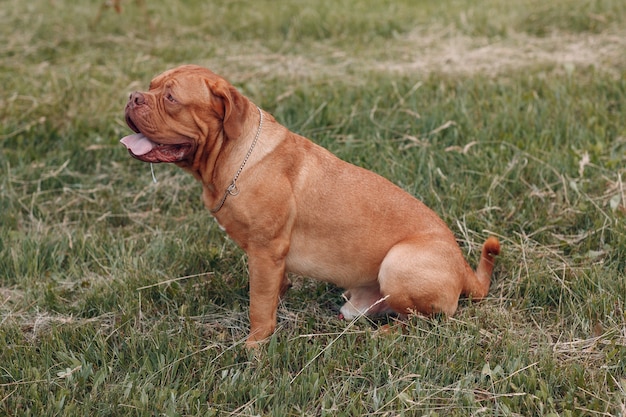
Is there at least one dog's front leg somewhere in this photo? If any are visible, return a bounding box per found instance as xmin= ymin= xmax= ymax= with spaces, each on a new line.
xmin=245 ymin=247 xmax=288 ymax=348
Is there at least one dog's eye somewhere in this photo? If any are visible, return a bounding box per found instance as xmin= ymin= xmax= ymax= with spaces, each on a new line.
xmin=165 ymin=93 xmax=177 ymax=103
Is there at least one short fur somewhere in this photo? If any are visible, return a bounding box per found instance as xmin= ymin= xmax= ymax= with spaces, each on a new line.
xmin=120 ymin=65 xmax=501 ymax=347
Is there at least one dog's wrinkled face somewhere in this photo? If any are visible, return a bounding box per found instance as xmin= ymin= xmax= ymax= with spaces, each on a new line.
xmin=121 ymin=65 xmax=231 ymax=164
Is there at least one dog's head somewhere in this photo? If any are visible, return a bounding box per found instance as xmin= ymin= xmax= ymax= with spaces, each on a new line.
xmin=120 ymin=65 xmax=248 ymax=165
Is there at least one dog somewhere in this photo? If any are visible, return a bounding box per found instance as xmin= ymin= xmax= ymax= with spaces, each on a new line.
xmin=120 ymin=64 xmax=500 ymax=347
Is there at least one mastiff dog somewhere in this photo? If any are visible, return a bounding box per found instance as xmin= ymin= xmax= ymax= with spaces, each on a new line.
xmin=120 ymin=65 xmax=500 ymax=347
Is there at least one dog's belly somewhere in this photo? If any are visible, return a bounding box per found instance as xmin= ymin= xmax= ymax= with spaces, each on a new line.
xmin=284 ymin=237 xmax=381 ymax=289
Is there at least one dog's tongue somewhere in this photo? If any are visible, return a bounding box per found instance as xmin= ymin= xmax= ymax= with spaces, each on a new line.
xmin=120 ymin=133 xmax=155 ymax=156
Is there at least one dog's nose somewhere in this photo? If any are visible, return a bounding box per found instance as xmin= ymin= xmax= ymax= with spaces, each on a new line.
xmin=129 ymin=91 xmax=146 ymax=106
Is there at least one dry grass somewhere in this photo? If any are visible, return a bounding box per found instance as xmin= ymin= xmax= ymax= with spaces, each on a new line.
xmin=202 ymin=29 xmax=626 ymax=82
xmin=1 ymin=0 xmax=625 ymax=415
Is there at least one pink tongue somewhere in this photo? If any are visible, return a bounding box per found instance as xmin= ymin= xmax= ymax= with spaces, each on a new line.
xmin=120 ymin=133 xmax=155 ymax=156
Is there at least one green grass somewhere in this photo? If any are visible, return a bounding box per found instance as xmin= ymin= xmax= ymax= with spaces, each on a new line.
xmin=1 ymin=0 xmax=625 ymax=415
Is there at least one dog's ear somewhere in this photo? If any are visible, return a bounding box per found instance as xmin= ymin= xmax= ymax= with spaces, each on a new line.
xmin=209 ymin=79 xmax=249 ymax=140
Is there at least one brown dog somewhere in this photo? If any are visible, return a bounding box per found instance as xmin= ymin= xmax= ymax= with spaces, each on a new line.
xmin=120 ymin=65 xmax=500 ymax=347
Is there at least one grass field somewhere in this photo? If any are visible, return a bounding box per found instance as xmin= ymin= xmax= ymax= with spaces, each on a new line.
xmin=1 ymin=0 xmax=625 ymax=415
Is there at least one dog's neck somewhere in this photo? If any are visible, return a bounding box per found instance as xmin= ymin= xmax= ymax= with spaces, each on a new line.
xmin=210 ymin=106 xmax=263 ymax=213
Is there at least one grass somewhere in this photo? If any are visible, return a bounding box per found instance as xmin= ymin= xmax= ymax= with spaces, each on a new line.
xmin=1 ymin=0 xmax=625 ymax=415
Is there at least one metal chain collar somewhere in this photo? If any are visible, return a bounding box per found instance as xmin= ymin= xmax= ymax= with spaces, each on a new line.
xmin=210 ymin=106 xmax=263 ymax=213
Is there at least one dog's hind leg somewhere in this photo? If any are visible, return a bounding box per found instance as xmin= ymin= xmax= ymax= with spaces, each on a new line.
xmin=339 ymin=285 xmax=393 ymax=320
xmin=377 ymin=240 xmax=464 ymax=317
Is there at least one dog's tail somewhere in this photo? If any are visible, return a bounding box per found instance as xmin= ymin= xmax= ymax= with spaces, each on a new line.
xmin=462 ymin=236 xmax=500 ymax=300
